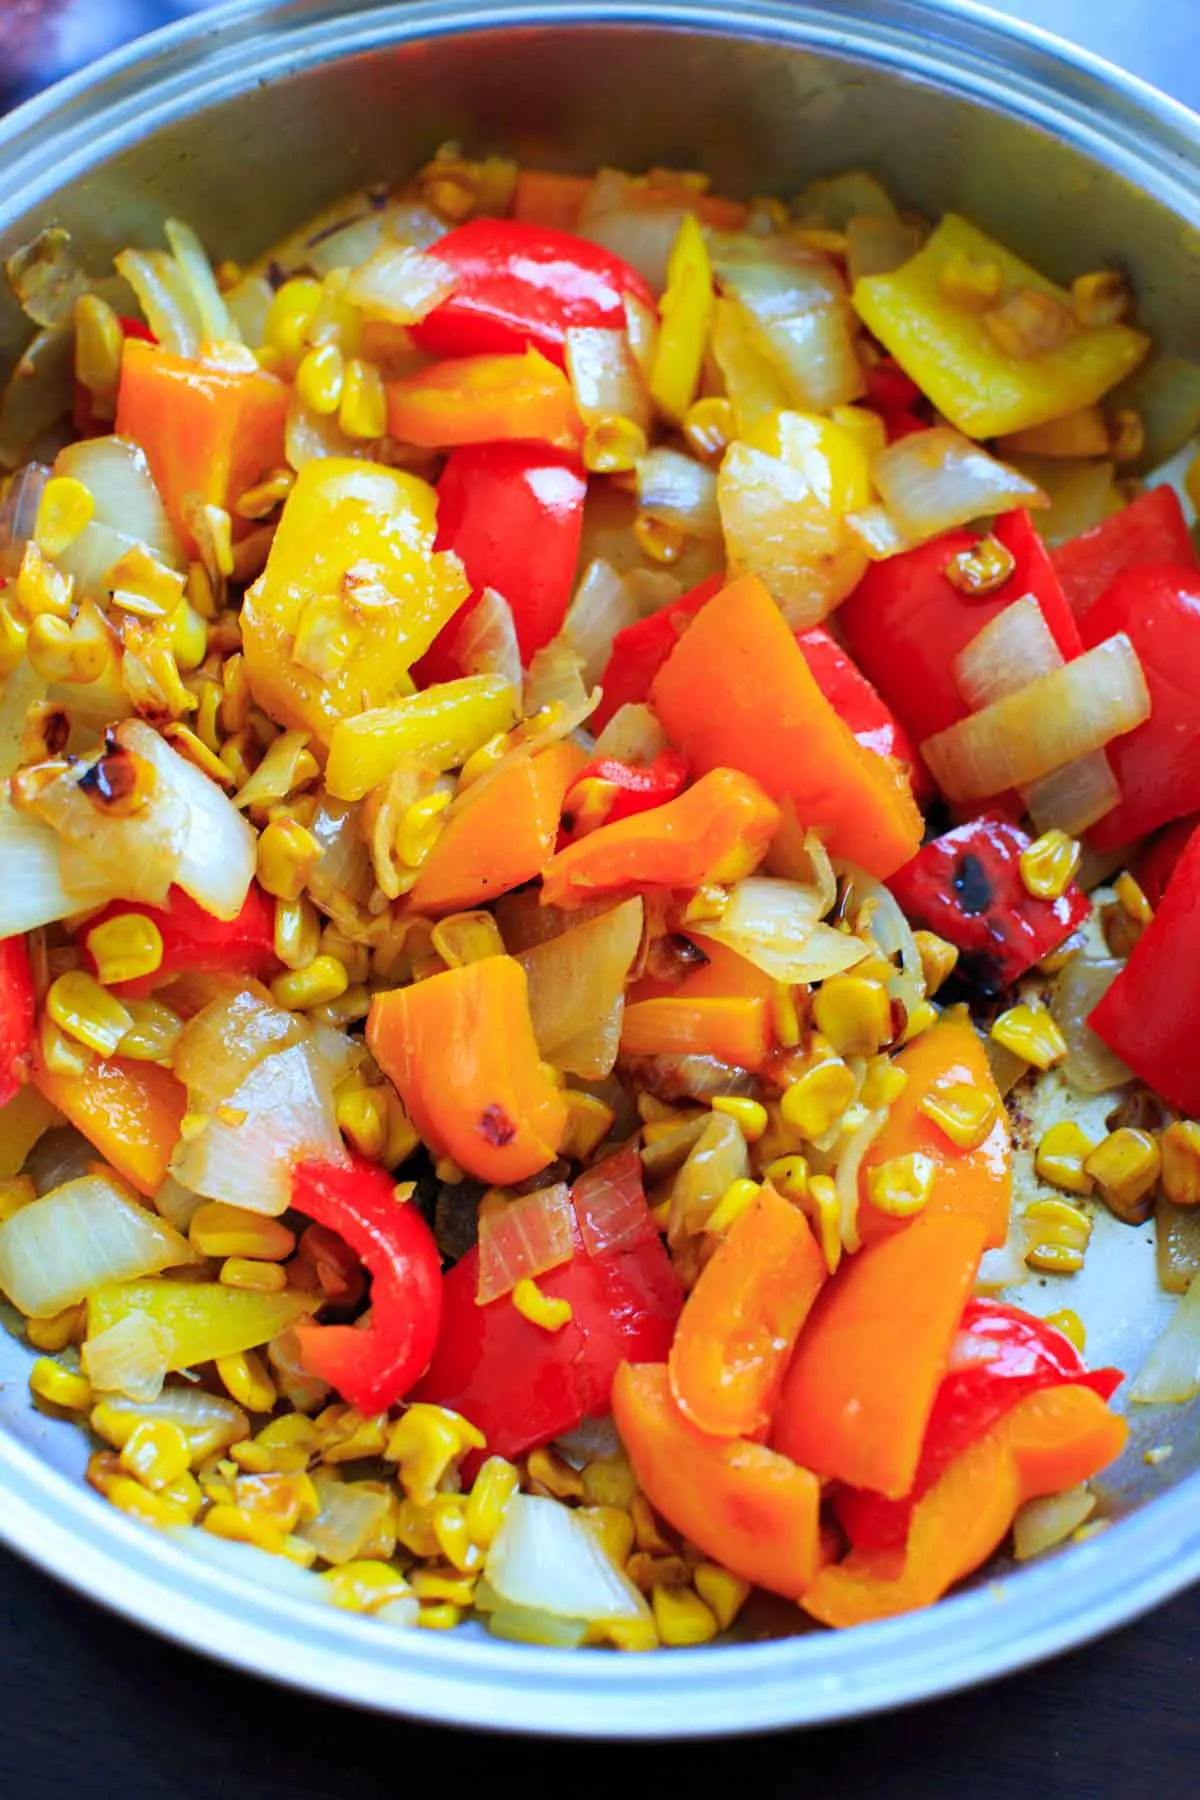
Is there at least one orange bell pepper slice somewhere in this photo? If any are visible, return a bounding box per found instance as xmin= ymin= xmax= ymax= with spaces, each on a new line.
xmin=408 ymin=741 xmax=587 ymax=917
xmin=385 ymin=348 xmax=583 ymax=450
xmin=858 ymin=1015 xmax=1011 ymax=1250
xmin=802 ymin=1384 xmax=1128 ymax=1627
xmin=540 ymin=767 xmax=780 ymax=910
xmin=115 ymin=339 xmax=288 ymax=552
xmin=367 ymin=956 xmax=566 ymax=1185
xmin=620 ymin=995 xmax=772 ymax=1071
xmin=512 ymin=171 xmax=592 ymax=231
xmin=668 ymin=1182 xmax=827 ymax=1438
xmin=32 ymin=1048 xmax=186 ymax=1197
xmin=770 ymin=1210 xmax=987 ymax=1499
xmin=651 ymin=574 xmax=923 ymax=880
xmin=612 ymin=1362 xmax=822 ymax=1598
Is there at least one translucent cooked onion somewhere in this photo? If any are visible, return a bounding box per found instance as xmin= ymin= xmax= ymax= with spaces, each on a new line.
xmin=285 ymin=389 xmax=369 ymax=469
xmin=164 ymin=220 xmax=237 ymax=345
xmin=5 ymin=228 xmax=90 ymax=330
xmin=872 ymin=427 xmax=1047 ymax=542
xmin=718 ymin=441 xmax=865 ymax=629
xmin=222 ymin=271 xmax=275 ymax=347
xmin=764 ymin=805 xmax=837 ymax=905
xmin=922 ymin=634 xmax=1151 ymax=802
xmin=307 ymin=794 xmax=373 ymax=910
xmin=476 ymin=1183 xmax=575 ymax=1304
xmin=845 ymin=502 xmax=910 ymax=560
xmin=668 ymin=1113 xmax=749 ymax=1244
xmin=344 ymin=244 xmax=456 ymax=324
xmin=578 ymin=172 xmax=684 ymax=293
xmin=485 ymin=1492 xmax=649 ymax=1622
xmin=635 ymin=448 xmax=721 ymax=539
xmin=565 ymin=326 xmax=650 ymax=432
xmin=562 ymin=559 xmax=640 ymax=691
xmin=834 ymin=1105 xmax=888 ymax=1255
xmin=173 ymin=988 xmax=307 ymax=1113
xmin=115 ymin=721 xmax=256 ymax=921
xmin=1130 ymin=1277 xmax=1200 ymax=1404
xmin=0 ymin=1173 xmax=193 ymax=1318
xmin=1025 ymin=753 xmax=1122 ymax=838
xmin=298 ymin=1472 xmax=394 ymax=1565
xmin=1050 ymin=956 xmax=1132 ymax=1093
xmin=1156 ymin=1202 xmax=1200 ymax=1297
xmin=30 ymin=753 xmax=189 ymax=910
xmin=90 ymin=1384 xmax=248 ymax=1458
xmin=626 ymin=1053 xmax=758 ymax=1105
xmin=695 ymin=875 xmax=828 ymax=982
xmin=843 ymin=867 xmax=926 ymax=1018
xmin=82 ymin=1311 xmax=170 ymax=1402
xmin=716 ymin=256 xmax=865 ymax=412
xmin=55 ymin=434 xmax=182 ymax=587
xmin=572 ymin=1143 xmax=652 ymax=1259
xmin=115 ymin=248 xmax=203 ymax=357
xmin=0 ymin=794 xmax=109 ymax=934
xmin=1012 ymin=1484 xmax=1097 ymax=1560
xmin=0 ymin=327 xmax=73 ymax=469
xmin=0 ymin=461 xmax=50 ymax=578
xmin=519 ymin=898 xmax=643 ymax=1079
xmin=452 ymin=588 xmax=522 ymax=691
xmin=152 ymin=1176 xmax=205 ymax=1234
xmin=593 ymin=703 xmax=669 ymax=764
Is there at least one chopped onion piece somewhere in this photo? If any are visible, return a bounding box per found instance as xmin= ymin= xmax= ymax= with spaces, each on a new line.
xmin=873 ymin=427 xmax=1047 ymax=543
xmin=31 ymin=752 xmax=189 ymax=910
xmin=626 ymin=1053 xmax=758 ymax=1105
xmin=621 ymin=569 xmax=683 ymax=616
xmin=593 ymin=703 xmax=668 ymax=765
xmin=668 ymin=1114 xmax=749 ymax=1244
xmin=0 ymin=328 xmax=73 ymax=469
xmin=0 ymin=461 xmax=50 ymax=578
xmin=1130 ymin=1276 xmax=1200 ymax=1404
xmin=153 ymin=1176 xmax=205 ymax=1234
xmin=114 ymin=248 xmax=202 ymax=357
xmin=452 ymin=588 xmax=522 ymax=691
xmin=345 ymin=244 xmax=456 ymax=324
xmin=476 ymin=1184 xmax=575 ymax=1304
xmin=845 ymin=502 xmax=910 ymax=560
xmin=718 ymin=441 xmax=865 ymax=628
xmin=222 ymin=271 xmax=275 ymax=348
xmin=164 ymin=220 xmax=237 ymax=346
xmin=1156 ymin=1202 xmax=1200 ymax=1297
xmin=1051 ymin=956 xmax=1132 ymax=1094
xmin=842 ymin=867 xmax=926 ymax=1018
xmin=82 ymin=1311 xmax=170 ymax=1402
xmin=487 ymin=1606 xmax=591 ymax=1647
xmin=635 ymin=448 xmax=721 ymax=539
xmin=307 ymin=795 xmax=373 ymax=910
xmin=173 ymin=988 xmax=308 ymax=1113
xmin=298 ymin=1472 xmax=394 ymax=1565
xmin=562 ymin=559 xmax=640 ymax=691
xmin=578 ymin=172 xmax=683 ymax=293
xmin=1012 ymin=1484 xmax=1097 ymax=1560
xmin=565 ymin=326 xmax=650 ymax=432
xmin=55 ymin=434 xmax=182 ymax=585
xmin=5 ymin=228 xmax=90 ymax=330
xmin=975 ymin=1214 xmax=1031 ymax=1292
xmin=485 ymin=1492 xmax=649 ymax=1622
xmin=0 ymin=794 xmax=108 ymax=934
xmin=285 ymin=389 xmax=367 ymax=470
xmin=1025 ymin=754 xmax=1121 ymax=838
xmin=520 ymin=898 xmax=643 ymax=1079
xmin=171 ymin=1525 xmax=331 ymax=1600
xmin=765 ymin=805 xmax=837 ymax=904
xmin=717 ymin=256 xmax=864 ymax=412
xmin=923 ymin=635 xmax=1151 ymax=802
xmin=118 ymin=720 xmax=257 ymax=921
xmin=554 ymin=1415 xmax=622 ymax=1467
xmin=985 ymin=1037 xmax=1028 ymax=1101
xmin=834 ymin=1106 xmax=888 ymax=1255
xmin=0 ymin=1173 xmax=193 ymax=1318
xmin=695 ymin=875 xmax=829 ymax=983
xmin=90 ymin=1384 xmax=248 ymax=1457
xmin=572 ymin=1143 xmax=653 ymax=1259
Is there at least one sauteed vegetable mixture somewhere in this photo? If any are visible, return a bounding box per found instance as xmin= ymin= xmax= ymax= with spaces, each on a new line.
xmin=1 ymin=150 xmax=1199 ymax=1647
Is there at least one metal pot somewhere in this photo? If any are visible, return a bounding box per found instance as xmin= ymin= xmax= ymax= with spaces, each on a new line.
xmin=0 ymin=0 xmax=1198 ymax=1738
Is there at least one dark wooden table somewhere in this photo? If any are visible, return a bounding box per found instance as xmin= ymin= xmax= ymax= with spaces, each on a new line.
xmin=1 ymin=3 xmax=1197 ymax=1792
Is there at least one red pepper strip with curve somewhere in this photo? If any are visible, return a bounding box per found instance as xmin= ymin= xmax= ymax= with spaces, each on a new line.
xmin=290 ymin=1155 xmax=443 ymax=1415
xmin=0 ymin=935 xmax=36 ymax=1109
xmin=409 ymin=217 xmax=657 ymax=366
xmin=834 ymin=1299 xmax=1123 ymax=1554
xmin=81 ymin=883 xmax=279 ymax=999
xmin=559 ymin=747 xmax=689 ymax=843
xmin=1052 ymin=483 xmax=1197 ymax=618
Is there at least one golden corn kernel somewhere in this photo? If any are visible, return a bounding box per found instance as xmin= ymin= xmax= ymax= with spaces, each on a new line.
xmin=170 ymin=601 xmax=209 ymax=672
xmin=512 ymin=1276 xmax=573 ymax=1333
xmin=274 ymin=895 xmax=321 ymax=972
xmin=463 ymin=1455 xmax=520 ymax=1551
xmin=34 ymin=475 xmax=93 ymax=559
xmin=559 ymin=1090 xmax=616 ymax=1162
xmin=909 ymin=930 xmax=958 ymax=998
xmin=806 ymin=1173 xmax=843 ymax=1276
xmin=264 ymin=275 xmax=324 ymax=362
xmin=868 ymin=1151 xmax=936 ymax=1219
xmin=0 ymin=1175 xmax=36 ymax=1223
xmin=216 ymin=1349 xmax=277 ymax=1414
xmin=902 ymin=1000 xmax=940 ymax=1043
xmin=220 ymin=1256 xmax=288 ymax=1293
xmin=599 ymin=1615 xmax=659 ymax=1652
xmin=938 ymin=252 xmax=1003 ymax=310
xmin=762 ymin=1154 xmax=809 ymax=1204
xmin=693 ymin=1562 xmax=751 ymax=1631
xmin=1083 ymin=1127 xmax=1161 ymax=1211
xmin=580 ymin=1451 xmax=638 ymax=1510
xmin=1035 ymin=1119 xmax=1099 ymax=1197
xmin=119 ymin=1418 xmax=192 ymax=1491
xmin=410 ymin=1566 xmax=478 ymax=1606
xmin=16 ymin=537 xmax=73 ymax=621
xmin=85 ymin=913 xmax=163 ymax=988
xmin=984 ymin=287 xmax=1074 ymax=358
xmin=106 ymin=1474 xmax=196 ymax=1531
xmin=116 ymin=999 xmax=181 ymax=1065
xmin=296 ymin=342 xmax=346 ymax=415
xmin=781 ymin=1057 xmax=856 ymax=1141
xmin=1161 ymin=1121 xmax=1200 ymax=1207
xmin=270 ymin=954 xmax=349 ymax=1011
xmin=190 ymin=1201 xmax=295 ymax=1262
xmin=769 ymin=980 xmax=803 ymax=1050
xmin=435 ymin=1156 xmax=465 ymax=1185
xmin=860 ymin=1057 xmax=909 ymax=1111
xmin=1071 ymin=269 xmax=1130 ymax=328
xmin=682 ymin=395 xmax=735 ymax=464
xmin=381 ymin=1092 xmax=421 ymax=1168
xmin=1114 ymin=871 xmax=1154 ymax=926
xmin=943 ymin=533 xmax=1016 ymax=598
xmin=990 ymin=1003 xmax=1067 ymax=1072
xmin=202 ymin=1502 xmax=288 ymax=1555
xmin=1045 ymin=1308 xmax=1087 ymax=1354
xmin=332 ymin=1085 xmax=387 ymax=1162
xmin=1019 ymin=829 xmax=1082 ymax=902
xmin=29 ymin=1356 xmax=91 ymax=1412
xmin=45 ymin=970 xmax=133 ymax=1056
xmin=527 ymin=1446 xmax=585 ymax=1501
xmin=339 ymin=356 xmax=388 ymax=440
xmin=234 ymin=467 xmax=294 ymax=521
xmin=26 ymin=612 xmax=75 ymax=683
xmin=396 ymin=789 xmax=451 ymax=870
xmin=0 ymin=598 xmax=29 ymax=677
xmin=704 ymin=1177 xmax=761 ymax=1236
xmin=919 ymin=1081 xmax=998 ymax=1152
xmin=26 ymin=1303 xmax=85 ymax=1351
xmin=580 ymin=1504 xmax=636 ymax=1567
xmin=633 ymin=513 xmax=684 ymax=564
xmin=385 ymin=1403 xmax=484 ymax=1505
xmin=630 ymin=1491 xmax=675 ymax=1554
xmin=812 ymin=974 xmax=893 ymax=1058
xmin=582 ymin=416 xmax=648 ymax=475
xmin=681 ymin=883 xmax=729 ymax=926
xmin=1024 ymin=1196 xmax=1092 ymax=1274
xmin=710 ymin=1095 xmax=769 ymax=1142
xmin=652 ymin=1584 xmax=718 ymax=1647
xmin=432 ymin=1497 xmax=484 ymax=1574
xmin=429 ymin=910 xmax=505 ymax=969
xmin=418 ymin=1601 xmax=465 ymax=1630
xmin=256 ymin=816 xmax=322 ymax=903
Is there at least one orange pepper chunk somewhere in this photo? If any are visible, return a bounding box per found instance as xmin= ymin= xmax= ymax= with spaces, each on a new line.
xmin=620 ymin=995 xmax=772 ymax=1071
xmin=385 ymin=348 xmax=583 ymax=450
xmin=802 ymin=1385 xmax=1128 ymax=1627
xmin=771 ymin=1211 xmax=987 ymax=1499
xmin=668 ymin=1182 xmax=827 ymax=1438
xmin=408 ymin=741 xmax=587 ymax=917
xmin=651 ymin=574 xmax=923 ymax=880
xmin=539 ymin=767 xmax=780 ymax=910
xmin=367 ymin=956 xmax=566 ymax=1185
xmin=858 ymin=1015 xmax=1011 ymax=1250
xmin=31 ymin=1049 xmax=186 ymax=1197
xmin=115 ymin=339 xmax=288 ymax=551
xmin=612 ymin=1362 xmax=822 ymax=1598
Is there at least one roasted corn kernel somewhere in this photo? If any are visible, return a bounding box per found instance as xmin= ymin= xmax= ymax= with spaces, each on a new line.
xmin=805 ymin=1173 xmax=842 ymax=1275
xmin=220 ymin=1256 xmax=288 ymax=1293
xmin=559 ymin=1090 xmax=616 ymax=1161
xmin=296 ymin=342 xmax=346 ymax=415
xmin=683 ymin=396 xmax=735 ymax=463
xmin=1161 ymin=1121 xmax=1200 ymax=1207
xmin=215 ymin=1349 xmax=277 ymax=1413
xmin=26 ymin=1303 xmax=85 ymax=1351
xmin=190 ymin=1202 xmax=296 ymax=1261
xmin=339 ymin=356 xmax=388 ymax=440
xmin=1113 ymin=872 xmax=1153 ymax=926
xmin=45 ymin=970 xmax=133 ymax=1056
xmin=1083 ymin=1127 xmax=1161 ymax=1218
xmin=85 ymin=912 xmax=163 ymax=987
xmin=385 ymin=1404 xmax=484 ymax=1505
xmin=335 ymin=1085 xmax=389 ymax=1161
xmin=781 ymin=1056 xmax=856 ymax=1141
xmin=1034 ymin=1120 xmax=1099 ymax=1197
xmin=984 ymin=287 xmax=1074 ymax=358
xmin=867 ymin=1151 xmax=936 ymax=1219
xmin=1019 ymin=829 xmax=1082 ymax=901
xmin=813 ymin=974 xmax=893 ymax=1058
xmin=632 ymin=513 xmax=684 ymax=564
xmin=430 ymin=911 xmax=505 ymax=968
xmin=34 ymin=475 xmax=93 ymax=558
xmin=1071 ymin=269 xmax=1130 ymax=328
xmin=860 ymin=1057 xmax=909 ymax=1111
xmin=512 ymin=1276 xmax=573 ymax=1332
xmin=710 ymin=1095 xmax=769 ymax=1142
xmin=271 ymin=954 xmax=349 ymax=1011
xmin=580 ymin=1504 xmax=636 ymax=1567
xmin=74 ymin=293 xmax=124 ymax=410
xmin=902 ymin=1000 xmax=940 ymax=1043
xmin=938 ymin=252 xmax=1003 ymax=310
xmin=119 ymin=1418 xmax=192 ymax=1491
xmin=919 ymin=1081 xmax=998 ymax=1151
xmin=704 ymin=1177 xmax=761 ymax=1236
xmin=768 ymin=980 xmax=803 ymax=1050
xmin=264 ymin=275 xmax=324 ymax=363
xmin=582 ymin=416 xmax=648 ymax=474
xmin=652 ymin=1585 xmax=718 ymax=1646
xmin=990 ymin=1003 xmax=1067 ymax=1071
xmin=256 ymin=816 xmax=322 ymax=903
xmin=29 ymin=1357 xmax=91 ymax=1412
xmin=693 ymin=1563 xmax=751 ymax=1631
xmin=911 ymin=929 xmax=959 ymax=997
xmin=106 ymin=1474 xmax=196 ymax=1531
xmin=462 ymin=1456 xmax=520 ymax=1551
xmin=1024 ymin=1197 xmax=1092 ymax=1274
xmin=1045 ymin=1309 xmax=1087 ymax=1354
xmin=274 ymin=895 xmax=321 ymax=972
xmin=527 ymin=1446 xmax=585 ymax=1501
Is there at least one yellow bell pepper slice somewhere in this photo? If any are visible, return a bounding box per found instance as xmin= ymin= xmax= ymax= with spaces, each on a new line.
xmin=853 ymin=213 xmax=1149 ymax=438
xmin=650 ymin=214 xmax=715 ymax=423
xmin=87 ymin=1279 xmax=316 ymax=1371
xmin=242 ymin=458 xmax=468 ymax=747
xmin=325 ymin=675 xmax=520 ymax=802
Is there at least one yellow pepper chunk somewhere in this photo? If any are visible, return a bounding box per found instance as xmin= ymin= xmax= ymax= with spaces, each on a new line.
xmin=326 ymin=675 xmax=519 ymax=801
xmin=853 ymin=213 xmax=1149 ymax=438
xmin=86 ymin=1280 xmax=315 ymax=1373
xmin=649 ymin=213 xmax=714 ymax=423
xmin=241 ymin=459 xmax=468 ymax=746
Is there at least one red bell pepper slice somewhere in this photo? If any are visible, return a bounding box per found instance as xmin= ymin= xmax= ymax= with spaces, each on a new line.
xmin=887 ymin=814 xmax=1090 ymax=994
xmin=590 ymin=574 xmax=724 ymax=733
xmin=1078 ymin=565 xmax=1200 ymax=852
xmin=415 ymin=443 xmax=587 ymax=683
xmin=834 ymin=1298 xmax=1122 ymax=1553
xmin=1088 ymin=822 xmax=1200 ymax=1116
xmin=1134 ymin=812 xmax=1200 ymax=908
xmin=73 ymin=314 xmax=156 ymax=435
xmin=0 ymin=936 xmax=36 ymax=1109
xmin=1051 ymin=484 xmax=1196 ymax=618
xmin=837 ymin=510 xmax=1082 ymax=751
xmin=409 ymin=219 xmax=657 ymax=367
xmin=795 ymin=625 xmax=932 ymax=802
xmin=290 ymin=1155 xmax=443 ymax=1415
xmin=413 ymin=1190 xmax=683 ymax=1459
xmin=863 ymin=356 xmax=921 ymax=417
xmin=80 ymin=884 xmax=278 ymax=1000
xmin=560 ymin=747 xmax=689 ymax=841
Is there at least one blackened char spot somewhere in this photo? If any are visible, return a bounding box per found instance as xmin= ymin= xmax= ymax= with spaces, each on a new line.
xmin=478 ymin=1104 xmax=516 ymax=1147
xmin=952 ymin=951 xmax=1006 ymax=998
xmin=953 ymin=852 xmax=993 ymax=915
